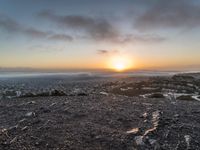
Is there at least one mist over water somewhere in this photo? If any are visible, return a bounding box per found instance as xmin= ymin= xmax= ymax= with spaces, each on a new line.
xmin=0 ymin=70 xmax=180 ymax=79
xmin=0 ymin=72 xmax=93 ymax=78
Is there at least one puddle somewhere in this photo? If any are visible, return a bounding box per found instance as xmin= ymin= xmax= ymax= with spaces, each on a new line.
xmin=125 ymin=110 xmax=161 ymax=146
xmin=184 ymin=135 xmax=191 ymax=149
xmin=100 ymin=92 xmax=108 ymax=95
xmin=126 ymin=128 xmax=139 ymax=134
xmin=120 ymin=87 xmax=133 ymax=91
xmin=141 ymin=91 xmax=200 ymax=102
xmin=192 ymin=95 xmax=200 ymax=102
xmin=142 ymin=112 xmax=148 ymax=118
xmin=144 ymin=110 xmax=160 ymax=136
xmin=142 ymin=87 xmax=157 ymax=90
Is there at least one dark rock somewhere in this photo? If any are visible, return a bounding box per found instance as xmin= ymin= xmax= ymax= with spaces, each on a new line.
xmin=40 ymin=107 xmax=51 ymax=113
xmin=148 ymin=139 xmax=160 ymax=150
xmin=77 ymin=93 xmax=88 ymax=96
xmin=135 ymin=136 xmax=145 ymax=146
xmin=172 ymin=75 xmax=195 ymax=81
xmin=8 ymin=125 xmax=18 ymax=132
xmin=37 ymin=92 xmax=50 ymax=97
xmin=21 ymin=92 xmax=35 ymax=97
xmin=50 ymin=90 xmax=66 ymax=96
xmin=27 ymin=101 xmax=36 ymax=104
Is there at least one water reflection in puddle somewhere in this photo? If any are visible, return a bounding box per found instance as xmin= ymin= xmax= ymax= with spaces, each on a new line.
xmin=126 ymin=128 xmax=139 ymax=134
xmin=125 ymin=110 xmax=160 ymax=145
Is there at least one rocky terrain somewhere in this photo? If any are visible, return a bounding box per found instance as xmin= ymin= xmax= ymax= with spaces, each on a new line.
xmin=0 ymin=73 xmax=200 ymax=150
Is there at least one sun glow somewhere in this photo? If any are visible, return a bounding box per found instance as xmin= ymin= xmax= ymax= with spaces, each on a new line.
xmin=108 ymin=55 xmax=133 ymax=72
xmin=114 ymin=61 xmax=126 ymax=71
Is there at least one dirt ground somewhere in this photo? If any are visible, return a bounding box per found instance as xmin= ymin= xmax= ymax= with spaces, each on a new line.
xmin=1 ymin=76 xmax=200 ymax=149
xmin=1 ymin=95 xmax=200 ymax=149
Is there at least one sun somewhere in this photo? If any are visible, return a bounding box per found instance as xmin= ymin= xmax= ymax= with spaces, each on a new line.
xmin=114 ymin=62 xmax=126 ymax=71
xmin=108 ymin=55 xmax=132 ymax=72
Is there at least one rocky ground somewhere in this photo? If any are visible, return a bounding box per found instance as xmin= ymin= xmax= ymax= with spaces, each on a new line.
xmin=1 ymin=74 xmax=200 ymax=150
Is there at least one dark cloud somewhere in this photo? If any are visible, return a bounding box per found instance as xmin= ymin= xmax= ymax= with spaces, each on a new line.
xmin=97 ymin=50 xmax=108 ymax=54
xmin=0 ymin=14 xmax=73 ymax=42
xmin=38 ymin=10 xmax=119 ymax=41
xmin=29 ymin=45 xmax=64 ymax=51
xmin=24 ymin=28 xmax=50 ymax=38
xmin=121 ymin=34 xmax=165 ymax=43
xmin=48 ymin=34 xmax=73 ymax=41
xmin=0 ymin=10 xmax=166 ymax=44
xmin=135 ymin=0 xmax=200 ymax=30
xmin=101 ymin=33 xmax=165 ymax=44
xmin=38 ymin=10 xmax=165 ymax=43
xmin=0 ymin=14 xmax=22 ymax=32
xmin=97 ymin=49 xmax=119 ymax=55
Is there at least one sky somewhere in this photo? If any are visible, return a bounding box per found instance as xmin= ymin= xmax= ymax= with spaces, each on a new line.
xmin=0 ymin=0 xmax=200 ymax=71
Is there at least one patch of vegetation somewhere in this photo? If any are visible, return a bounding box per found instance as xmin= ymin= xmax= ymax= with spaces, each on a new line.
xmin=50 ymin=90 xmax=66 ymax=96
xmin=148 ymin=93 xmax=165 ymax=98
xmin=177 ymin=95 xmax=195 ymax=101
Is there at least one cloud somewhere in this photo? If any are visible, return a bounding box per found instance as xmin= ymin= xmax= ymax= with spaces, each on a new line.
xmin=135 ymin=0 xmax=200 ymax=30
xmin=97 ymin=50 xmax=108 ymax=54
xmin=38 ymin=10 xmax=166 ymax=43
xmin=0 ymin=13 xmax=73 ymax=42
xmin=48 ymin=34 xmax=73 ymax=41
xmin=29 ymin=44 xmax=65 ymax=52
xmin=121 ymin=34 xmax=165 ymax=43
xmin=38 ymin=10 xmax=119 ymax=41
xmin=97 ymin=49 xmax=119 ymax=55
xmin=24 ymin=28 xmax=50 ymax=38
xmin=0 ymin=10 xmax=166 ymax=44
xmin=0 ymin=14 xmax=22 ymax=31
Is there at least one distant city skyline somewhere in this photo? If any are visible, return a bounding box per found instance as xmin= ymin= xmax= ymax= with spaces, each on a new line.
xmin=1 ymin=0 xmax=200 ymax=71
